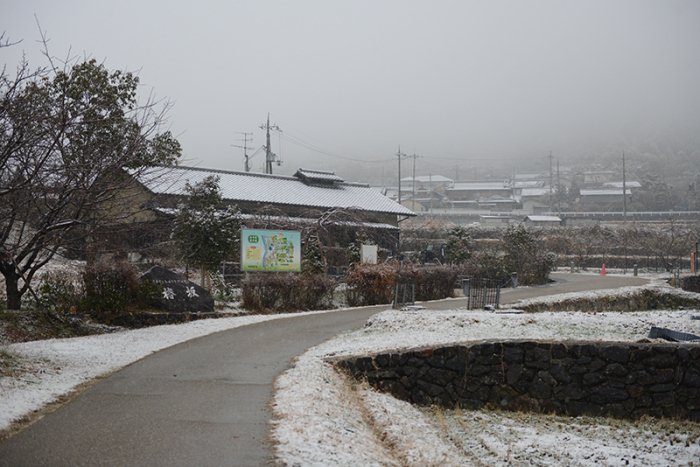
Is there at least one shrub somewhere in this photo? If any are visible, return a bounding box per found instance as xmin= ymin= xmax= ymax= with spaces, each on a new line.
xmin=241 ymin=273 xmax=336 ymax=312
xmin=681 ymin=276 xmax=700 ymax=293
xmin=211 ymin=273 xmax=240 ymax=304
xmin=502 ymin=225 xmax=555 ymax=286
xmin=81 ymin=260 xmax=160 ymax=314
xmin=35 ymin=271 xmax=81 ymax=314
xmin=445 ymin=225 xmax=473 ymax=265
xmin=414 ymin=265 xmax=460 ymax=301
xmin=344 ymin=263 xmax=397 ymax=306
xmin=302 ymin=237 xmax=325 ymax=274
xmin=462 ymin=249 xmax=511 ymax=284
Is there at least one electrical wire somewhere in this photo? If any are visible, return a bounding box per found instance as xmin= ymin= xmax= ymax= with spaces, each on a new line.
xmin=267 ymin=113 xmax=393 ymax=164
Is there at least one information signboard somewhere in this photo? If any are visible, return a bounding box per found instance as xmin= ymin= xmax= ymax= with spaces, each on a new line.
xmin=241 ymin=229 xmax=301 ymax=272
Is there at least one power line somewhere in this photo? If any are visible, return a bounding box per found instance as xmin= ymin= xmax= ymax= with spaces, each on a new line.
xmin=266 ymin=113 xmax=393 ymax=164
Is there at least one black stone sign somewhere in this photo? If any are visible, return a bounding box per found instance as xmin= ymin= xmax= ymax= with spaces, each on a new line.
xmin=140 ymin=266 xmax=214 ymax=313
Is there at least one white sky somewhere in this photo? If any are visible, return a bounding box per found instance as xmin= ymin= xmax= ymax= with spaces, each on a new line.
xmin=3 ymin=1 xmax=700 ymax=182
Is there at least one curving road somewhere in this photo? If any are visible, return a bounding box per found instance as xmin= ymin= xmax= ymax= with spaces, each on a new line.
xmin=0 ymin=273 xmax=648 ymax=466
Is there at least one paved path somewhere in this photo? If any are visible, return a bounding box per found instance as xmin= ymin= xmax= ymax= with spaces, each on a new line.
xmin=0 ymin=273 xmax=648 ymax=466
xmin=425 ymin=272 xmax=649 ymax=310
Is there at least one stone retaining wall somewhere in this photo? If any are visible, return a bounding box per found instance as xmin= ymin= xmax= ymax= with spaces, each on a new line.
xmin=335 ymin=340 xmax=700 ymax=421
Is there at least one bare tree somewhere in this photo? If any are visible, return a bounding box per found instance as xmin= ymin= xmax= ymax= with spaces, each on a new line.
xmin=1 ymin=44 xmax=180 ymax=309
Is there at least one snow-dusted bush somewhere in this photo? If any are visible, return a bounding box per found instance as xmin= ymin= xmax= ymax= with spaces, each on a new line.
xmin=241 ymin=273 xmax=336 ymax=312
xmin=344 ymin=263 xmax=396 ymax=306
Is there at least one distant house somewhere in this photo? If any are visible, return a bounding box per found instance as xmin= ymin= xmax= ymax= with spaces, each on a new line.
xmin=517 ymin=187 xmax=550 ymax=202
xmin=522 ymin=200 xmax=549 ymax=215
xmin=579 ymin=188 xmax=631 ymax=205
xmin=583 ymin=171 xmax=615 ymax=185
xmin=602 ymin=181 xmax=642 ymax=191
xmin=479 ymin=215 xmax=514 ymax=224
xmin=524 ymin=215 xmax=562 ymax=227
xmin=400 ymin=175 xmax=453 ymax=191
xmin=446 ymin=181 xmax=513 ymax=202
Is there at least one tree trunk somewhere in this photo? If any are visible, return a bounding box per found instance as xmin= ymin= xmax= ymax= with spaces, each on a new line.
xmin=5 ymin=273 xmax=22 ymax=310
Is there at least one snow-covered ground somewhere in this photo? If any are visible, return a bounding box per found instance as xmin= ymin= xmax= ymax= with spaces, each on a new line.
xmin=2 ymin=280 xmax=700 ymax=466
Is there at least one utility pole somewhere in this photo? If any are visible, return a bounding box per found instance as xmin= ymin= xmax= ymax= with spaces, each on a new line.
xmin=622 ymin=151 xmax=627 ymax=223
xmin=260 ymin=114 xmax=281 ymax=174
xmin=396 ymin=146 xmax=407 ymax=204
xmin=549 ymin=151 xmax=554 ymax=214
xmin=409 ymin=153 xmax=422 ymax=212
xmin=232 ymin=132 xmax=253 ymax=172
xmin=429 ymin=173 xmax=433 ymax=217
xmin=557 ymin=157 xmax=561 ymax=216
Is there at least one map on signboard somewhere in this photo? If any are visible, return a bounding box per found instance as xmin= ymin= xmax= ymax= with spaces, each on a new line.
xmin=262 ymin=232 xmax=295 ymax=268
xmin=241 ymin=229 xmax=301 ymax=272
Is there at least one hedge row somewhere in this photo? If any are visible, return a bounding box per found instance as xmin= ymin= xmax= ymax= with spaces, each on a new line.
xmin=344 ymin=263 xmax=460 ymax=307
xmin=241 ymin=273 xmax=336 ymax=312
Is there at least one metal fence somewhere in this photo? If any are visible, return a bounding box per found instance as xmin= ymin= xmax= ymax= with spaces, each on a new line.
xmin=393 ymin=283 xmax=416 ymax=309
xmin=462 ymin=276 xmax=502 ymax=310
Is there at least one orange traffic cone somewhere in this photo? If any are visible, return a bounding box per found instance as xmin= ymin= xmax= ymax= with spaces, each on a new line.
xmin=601 ymin=264 xmax=606 ymax=275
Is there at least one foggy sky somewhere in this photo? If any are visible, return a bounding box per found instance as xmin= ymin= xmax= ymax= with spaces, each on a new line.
xmin=4 ymin=1 xmax=700 ymax=183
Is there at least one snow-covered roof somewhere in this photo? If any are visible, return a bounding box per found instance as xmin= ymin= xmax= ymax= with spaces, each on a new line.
xmin=294 ymin=168 xmax=345 ymax=183
xmin=512 ymin=180 xmax=546 ymax=188
xmin=449 ymin=181 xmax=510 ymax=191
xmin=525 ymin=215 xmax=562 ymax=222
xmin=133 ymin=166 xmax=416 ymax=217
xmin=602 ymin=181 xmax=642 ymax=189
xmin=512 ymin=173 xmax=545 ymax=180
xmin=520 ymin=187 xmax=550 ymax=197
xmin=580 ymin=188 xmax=631 ymax=196
xmin=400 ymin=175 xmax=453 ymax=184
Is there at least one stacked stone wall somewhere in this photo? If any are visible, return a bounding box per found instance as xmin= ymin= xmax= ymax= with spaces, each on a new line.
xmin=335 ymin=340 xmax=700 ymax=421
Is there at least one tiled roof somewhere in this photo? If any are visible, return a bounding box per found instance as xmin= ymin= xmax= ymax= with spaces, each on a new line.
xmin=133 ymin=166 xmax=416 ymax=216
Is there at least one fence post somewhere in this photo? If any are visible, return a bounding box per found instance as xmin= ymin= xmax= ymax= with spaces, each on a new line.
xmin=512 ymin=272 xmax=518 ymax=288
xmin=411 ymin=284 xmax=415 ymax=306
xmin=394 ymin=284 xmax=399 ymax=309
xmin=468 ymin=282 xmax=474 ymax=310
xmin=634 ymin=263 xmax=638 ymax=277
xmin=482 ymin=286 xmax=487 ymax=308
xmin=496 ymin=284 xmax=501 ymax=309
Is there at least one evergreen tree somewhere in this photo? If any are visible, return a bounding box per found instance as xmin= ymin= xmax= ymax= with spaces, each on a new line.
xmin=172 ymin=176 xmax=240 ymax=287
xmin=445 ymin=225 xmax=474 ymax=264
xmin=302 ymin=236 xmax=324 ymax=274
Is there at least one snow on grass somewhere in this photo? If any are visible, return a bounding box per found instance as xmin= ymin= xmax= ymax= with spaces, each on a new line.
xmin=270 ymin=284 xmax=700 ymax=466
xmin=434 ymin=408 xmax=700 ymax=466
xmin=514 ymin=280 xmax=700 ymax=310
